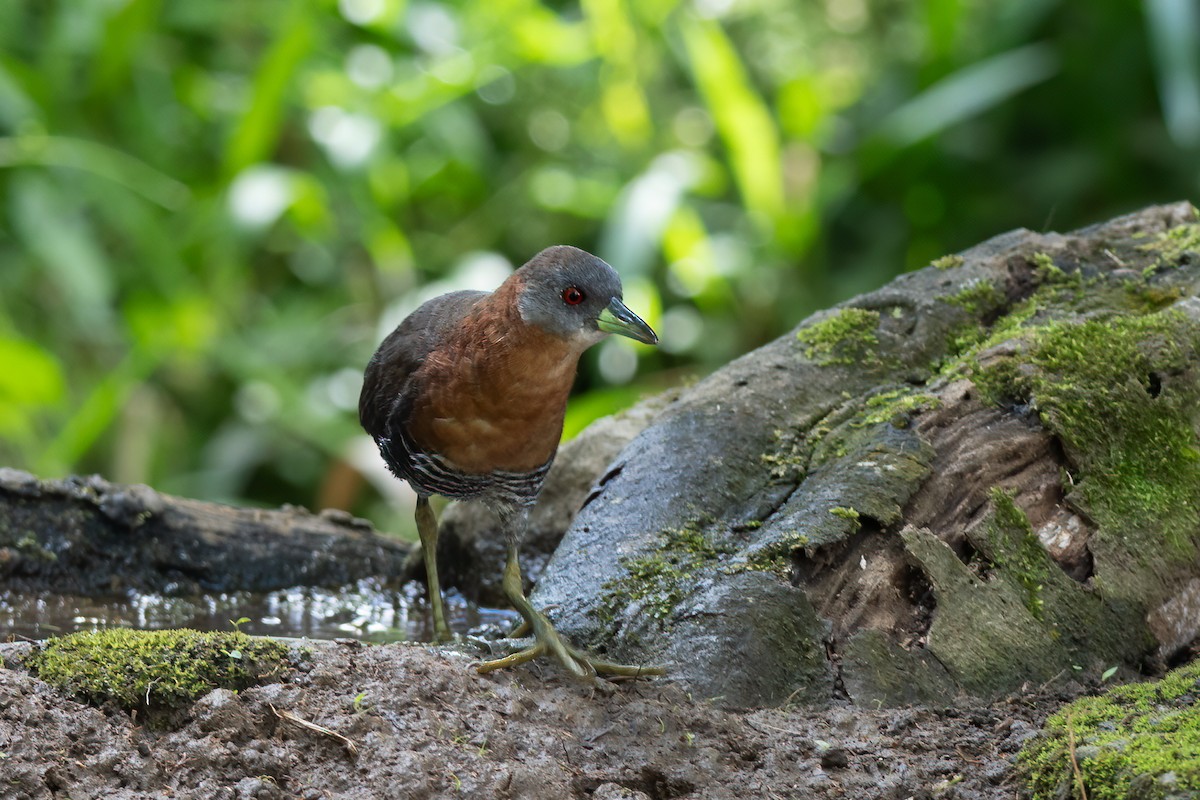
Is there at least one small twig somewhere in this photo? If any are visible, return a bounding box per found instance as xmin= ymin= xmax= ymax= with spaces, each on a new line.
xmin=780 ymin=683 xmax=812 ymax=708
xmin=271 ymin=704 xmax=358 ymax=757
xmin=1036 ymin=669 xmax=1068 ymax=694
xmin=1066 ymin=712 xmax=1087 ymax=800
xmin=560 ymin=737 xmax=573 ymax=767
xmin=582 ymin=724 xmax=615 ymax=743
xmin=955 ymin=745 xmax=983 ymax=765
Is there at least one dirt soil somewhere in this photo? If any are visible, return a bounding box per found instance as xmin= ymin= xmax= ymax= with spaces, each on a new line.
xmin=0 ymin=639 xmax=1079 ymax=799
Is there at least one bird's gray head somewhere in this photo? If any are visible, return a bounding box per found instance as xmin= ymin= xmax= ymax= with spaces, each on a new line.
xmin=515 ymin=245 xmax=658 ymax=347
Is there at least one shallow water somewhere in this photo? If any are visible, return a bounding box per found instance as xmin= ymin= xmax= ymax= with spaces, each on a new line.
xmin=0 ymin=579 xmax=519 ymax=642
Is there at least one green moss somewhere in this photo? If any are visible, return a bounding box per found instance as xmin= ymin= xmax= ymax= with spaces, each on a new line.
xmin=946 ymin=278 xmax=1006 ymax=316
xmin=1020 ymin=659 xmax=1200 ymax=799
xmin=776 ymin=388 xmax=938 ymax=481
xmin=986 ymin=488 xmax=1047 ymax=620
xmin=596 ymin=526 xmax=732 ymax=623
xmin=1138 ymin=214 xmax=1200 ymax=270
xmin=829 ymin=506 xmax=860 ymax=523
xmin=932 ymin=282 xmax=1059 ymax=382
xmin=1031 ymin=251 xmax=1065 ymax=280
xmin=796 ymin=307 xmax=880 ymax=366
xmin=853 ymin=388 xmax=940 ymax=429
xmin=985 ymin=292 xmax=1045 ymax=338
xmin=25 ymin=629 xmax=291 ymax=712
xmin=760 ymin=428 xmax=812 ymax=479
xmin=975 ymin=309 xmax=1200 ymax=551
xmin=741 ymin=530 xmax=810 ymax=574
xmin=932 ymin=254 xmax=964 ymax=270
xmin=1123 ymin=282 xmax=1184 ymax=314
xmin=6 ymin=531 xmax=57 ymax=563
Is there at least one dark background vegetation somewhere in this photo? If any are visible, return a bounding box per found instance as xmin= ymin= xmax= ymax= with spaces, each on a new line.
xmin=1 ymin=0 xmax=1197 ymax=536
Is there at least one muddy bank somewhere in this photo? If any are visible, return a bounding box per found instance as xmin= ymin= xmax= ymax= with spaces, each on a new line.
xmin=0 ymin=639 xmax=1066 ymax=799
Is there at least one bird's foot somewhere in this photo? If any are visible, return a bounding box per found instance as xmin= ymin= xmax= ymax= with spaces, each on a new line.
xmin=429 ymin=628 xmax=455 ymax=645
xmin=476 ymin=639 xmax=666 ymax=680
xmin=475 ymin=610 xmax=665 ymax=681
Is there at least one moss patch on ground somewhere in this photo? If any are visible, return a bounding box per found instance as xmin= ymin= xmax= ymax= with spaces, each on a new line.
xmin=1020 ymin=659 xmax=1200 ymax=800
xmin=974 ymin=309 xmax=1200 ymax=551
xmin=796 ymin=307 xmax=880 ymax=366
xmin=25 ymin=628 xmax=291 ymax=713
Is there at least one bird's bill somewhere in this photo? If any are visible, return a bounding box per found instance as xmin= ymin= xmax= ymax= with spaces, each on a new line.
xmin=597 ymin=298 xmax=658 ymax=345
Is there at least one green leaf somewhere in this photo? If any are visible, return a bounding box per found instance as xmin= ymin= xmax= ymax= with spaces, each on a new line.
xmin=92 ymin=0 xmax=162 ymax=97
xmin=0 ymin=337 xmax=65 ymax=449
xmin=40 ymin=351 xmax=158 ymax=475
xmin=1145 ymin=0 xmax=1200 ymax=146
xmin=877 ymin=43 xmax=1059 ymax=147
xmin=0 ymin=135 xmax=190 ymax=209
xmin=680 ymin=16 xmax=784 ymax=223
xmin=224 ymin=8 xmax=314 ymax=176
xmin=9 ymin=172 xmax=115 ymax=329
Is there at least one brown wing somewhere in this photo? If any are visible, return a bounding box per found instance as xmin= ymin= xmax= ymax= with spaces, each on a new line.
xmin=358 ymin=290 xmax=487 ymax=445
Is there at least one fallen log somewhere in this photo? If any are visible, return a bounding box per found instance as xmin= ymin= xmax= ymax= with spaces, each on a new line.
xmin=0 ymin=469 xmax=409 ymax=595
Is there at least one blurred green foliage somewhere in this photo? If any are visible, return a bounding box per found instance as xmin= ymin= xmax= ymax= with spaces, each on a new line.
xmin=0 ymin=0 xmax=1197 ymax=534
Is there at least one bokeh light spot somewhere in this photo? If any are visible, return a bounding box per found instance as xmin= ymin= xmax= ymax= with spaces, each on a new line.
xmin=307 ymin=107 xmax=382 ymax=168
xmin=339 ymin=0 xmax=384 ymax=26
xmin=530 ymin=167 xmax=577 ymax=209
xmin=475 ymin=65 xmax=515 ymax=104
xmin=228 ymin=166 xmax=293 ymax=229
xmin=660 ymin=305 xmax=704 ymax=353
xmin=528 ymin=109 xmax=570 ymax=152
xmin=346 ymin=44 xmax=394 ymax=90
xmin=597 ymin=337 xmax=638 ymax=384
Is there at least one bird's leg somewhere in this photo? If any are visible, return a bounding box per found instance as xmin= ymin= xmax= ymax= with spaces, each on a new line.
xmin=475 ymin=510 xmax=666 ymax=680
xmin=476 ymin=540 xmax=589 ymax=678
xmin=414 ymin=494 xmax=453 ymax=643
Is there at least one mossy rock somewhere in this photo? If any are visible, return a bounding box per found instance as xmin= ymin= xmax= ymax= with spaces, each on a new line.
xmin=974 ymin=307 xmax=1200 ymax=554
xmin=24 ymin=629 xmax=292 ymax=717
xmin=528 ymin=202 xmax=1200 ymax=707
xmin=1020 ymin=659 xmax=1200 ymax=799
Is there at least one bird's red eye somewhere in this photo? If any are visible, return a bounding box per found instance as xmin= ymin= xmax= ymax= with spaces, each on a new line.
xmin=562 ymin=286 xmax=585 ymax=305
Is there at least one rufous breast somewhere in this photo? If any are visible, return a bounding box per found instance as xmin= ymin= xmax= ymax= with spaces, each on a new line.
xmin=405 ymin=287 xmax=582 ymax=475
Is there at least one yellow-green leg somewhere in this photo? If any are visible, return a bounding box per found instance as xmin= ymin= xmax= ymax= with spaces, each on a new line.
xmin=476 ymin=542 xmax=666 ymax=680
xmin=415 ymin=495 xmax=453 ymax=643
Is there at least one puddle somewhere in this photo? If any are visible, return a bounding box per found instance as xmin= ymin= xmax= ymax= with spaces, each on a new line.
xmin=0 ymin=578 xmax=519 ymax=642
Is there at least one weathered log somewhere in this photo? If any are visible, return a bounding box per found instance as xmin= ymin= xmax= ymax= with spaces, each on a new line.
xmin=0 ymin=469 xmax=409 ymax=595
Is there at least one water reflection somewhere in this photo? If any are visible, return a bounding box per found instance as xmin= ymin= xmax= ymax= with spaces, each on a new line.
xmin=0 ymin=579 xmax=519 ymax=642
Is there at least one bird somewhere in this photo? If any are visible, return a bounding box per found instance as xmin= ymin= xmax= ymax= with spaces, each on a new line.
xmin=359 ymin=245 xmax=666 ymax=679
